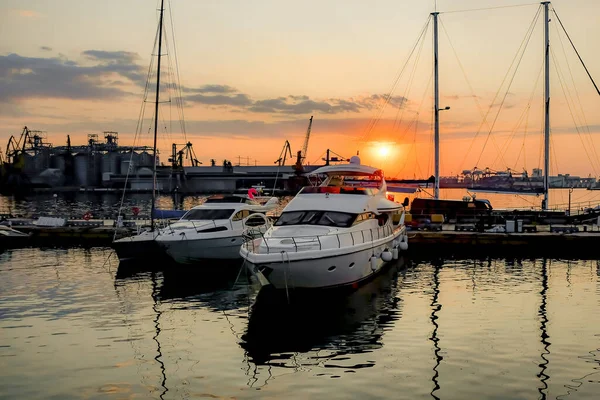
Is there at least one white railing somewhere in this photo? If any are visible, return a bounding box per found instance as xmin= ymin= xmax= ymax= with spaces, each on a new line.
xmin=242 ymin=224 xmax=401 ymax=254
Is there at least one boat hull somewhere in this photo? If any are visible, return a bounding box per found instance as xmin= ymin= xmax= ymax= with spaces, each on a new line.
xmin=159 ymin=235 xmax=245 ymax=264
xmin=242 ymin=233 xmax=403 ymax=289
xmin=112 ymin=231 xmax=166 ymax=261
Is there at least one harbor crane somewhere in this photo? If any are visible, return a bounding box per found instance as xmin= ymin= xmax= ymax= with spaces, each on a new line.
xmin=274 ymin=140 xmax=293 ymax=166
xmin=300 ymin=116 xmax=313 ymax=164
xmin=5 ymin=126 xmax=51 ymax=165
xmin=169 ymin=142 xmax=201 ymax=168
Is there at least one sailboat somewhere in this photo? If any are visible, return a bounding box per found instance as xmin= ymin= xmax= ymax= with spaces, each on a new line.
xmin=112 ymin=0 xmax=168 ymax=262
xmin=417 ymin=2 xmax=599 ymax=216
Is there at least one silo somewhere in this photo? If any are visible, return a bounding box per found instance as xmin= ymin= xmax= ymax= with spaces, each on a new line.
xmin=74 ymin=153 xmax=88 ymax=186
xmin=33 ymin=149 xmax=50 ymax=173
xmin=103 ymin=152 xmax=120 ymax=174
xmin=89 ymin=153 xmax=103 ymax=187
xmin=120 ymin=160 xmax=135 ymax=176
xmin=22 ymin=153 xmax=36 ymax=176
xmin=50 ymin=154 xmax=66 ymax=173
xmin=139 ymin=151 xmax=153 ymax=167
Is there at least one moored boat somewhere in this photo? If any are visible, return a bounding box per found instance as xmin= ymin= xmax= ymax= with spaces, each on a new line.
xmin=240 ymin=156 xmax=408 ymax=290
xmin=156 ymin=194 xmax=277 ymax=264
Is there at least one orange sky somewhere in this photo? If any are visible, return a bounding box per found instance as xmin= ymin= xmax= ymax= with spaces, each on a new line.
xmin=1 ymin=0 xmax=599 ymax=178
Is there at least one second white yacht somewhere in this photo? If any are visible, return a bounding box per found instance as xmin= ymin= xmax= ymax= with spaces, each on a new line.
xmin=156 ymin=195 xmax=277 ymax=264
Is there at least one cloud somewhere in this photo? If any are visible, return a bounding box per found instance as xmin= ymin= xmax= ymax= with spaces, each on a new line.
xmin=183 ymin=93 xmax=408 ymax=115
xmin=82 ymin=50 xmax=139 ymax=64
xmin=1 ymin=51 xmax=411 ymax=117
xmin=40 ymin=46 xmax=53 ymax=52
xmin=0 ymin=51 xmax=146 ymax=102
xmin=182 ymin=84 xmax=238 ymax=94
xmin=184 ymin=93 xmax=253 ymax=106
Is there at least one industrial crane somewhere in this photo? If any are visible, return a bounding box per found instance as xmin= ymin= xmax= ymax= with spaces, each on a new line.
xmin=300 ymin=116 xmax=313 ymax=164
xmin=169 ymin=142 xmax=201 ymax=168
xmin=274 ymin=140 xmax=293 ymax=166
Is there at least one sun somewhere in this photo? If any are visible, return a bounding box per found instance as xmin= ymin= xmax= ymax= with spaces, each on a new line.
xmin=377 ymin=145 xmax=391 ymax=157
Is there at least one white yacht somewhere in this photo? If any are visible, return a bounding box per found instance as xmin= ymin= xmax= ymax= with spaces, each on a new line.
xmin=240 ymin=156 xmax=408 ymax=290
xmin=156 ymin=195 xmax=277 ymax=264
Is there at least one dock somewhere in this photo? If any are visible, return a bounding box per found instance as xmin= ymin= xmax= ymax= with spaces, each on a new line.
xmin=408 ymin=223 xmax=600 ymax=259
xmin=2 ymin=213 xmax=600 ymax=259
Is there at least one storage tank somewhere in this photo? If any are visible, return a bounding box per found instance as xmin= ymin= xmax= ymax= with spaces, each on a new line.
xmin=139 ymin=151 xmax=157 ymax=167
xmin=50 ymin=154 xmax=66 ymax=173
xmin=33 ymin=149 xmax=51 ymax=173
xmin=74 ymin=153 xmax=89 ymax=186
xmin=120 ymin=160 xmax=135 ymax=176
xmin=102 ymin=152 xmax=121 ymax=174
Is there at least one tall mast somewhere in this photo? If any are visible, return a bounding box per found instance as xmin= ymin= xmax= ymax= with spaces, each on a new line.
xmin=432 ymin=11 xmax=440 ymax=199
xmin=150 ymin=0 xmax=165 ymax=231
xmin=542 ymin=1 xmax=550 ymax=210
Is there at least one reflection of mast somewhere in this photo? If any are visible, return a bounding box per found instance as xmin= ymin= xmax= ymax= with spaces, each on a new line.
xmin=429 ymin=264 xmax=442 ymax=400
xmin=537 ymin=259 xmax=551 ymax=399
xmin=151 ymin=272 xmax=168 ymax=400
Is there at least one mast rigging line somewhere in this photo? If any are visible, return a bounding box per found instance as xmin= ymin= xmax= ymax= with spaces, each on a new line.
xmin=551 ymin=13 xmax=600 ymax=173
xmin=441 ymin=2 xmax=539 ymax=15
xmin=115 ymin=17 xmax=161 ymax=237
xmin=358 ymin=16 xmax=432 ymax=142
xmin=552 ymin=8 xmax=600 ymax=96
xmin=459 ymin=5 xmax=542 ymax=172
xmin=438 ymin=17 xmax=510 ymax=171
xmin=473 ymin=5 xmax=542 ymax=171
xmin=391 ymin=21 xmax=429 ymax=140
xmin=492 ymin=61 xmax=544 ymax=172
xmin=551 ymin=48 xmax=600 ymax=176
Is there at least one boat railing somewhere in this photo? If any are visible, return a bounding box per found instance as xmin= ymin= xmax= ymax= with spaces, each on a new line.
xmin=242 ymin=224 xmax=399 ymax=254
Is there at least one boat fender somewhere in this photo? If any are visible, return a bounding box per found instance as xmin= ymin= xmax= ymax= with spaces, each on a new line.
xmin=381 ymin=250 xmax=393 ymax=262
xmin=370 ymin=256 xmax=378 ymax=271
xmin=399 ymin=241 xmax=408 ymax=251
xmin=392 ymin=247 xmax=399 ymax=260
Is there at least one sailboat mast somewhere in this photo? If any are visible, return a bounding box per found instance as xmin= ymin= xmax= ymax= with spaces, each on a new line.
xmin=542 ymin=1 xmax=550 ymax=210
xmin=432 ymin=11 xmax=440 ymax=199
xmin=150 ymin=0 xmax=165 ymax=231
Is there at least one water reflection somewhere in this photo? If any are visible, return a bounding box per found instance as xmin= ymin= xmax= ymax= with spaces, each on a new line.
xmin=150 ymin=272 xmax=168 ymax=400
xmin=115 ymin=260 xmax=251 ymax=311
xmin=240 ymin=261 xmax=404 ymax=374
xmin=537 ymin=259 xmax=551 ymax=399
xmin=429 ymin=261 xmax=442 ymax=400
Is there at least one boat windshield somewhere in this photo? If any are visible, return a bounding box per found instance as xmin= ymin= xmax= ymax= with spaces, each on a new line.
xmin=180 ymin=208 xmax=235 ymax=220
xmin=275 ymin=211 xmax=356 ymax=228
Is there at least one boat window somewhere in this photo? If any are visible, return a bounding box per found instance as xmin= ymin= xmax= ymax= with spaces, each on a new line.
xmin=275 ymin=211 xmax=357 ymax=228
xmin=197 ymin=226 xmax=228 ymax=233
xmin=244 ymin=214 xmax=267 ymax=227
xmin=353 ymin=212 xmax=375 ymax=225
xmin=181 ymin=209 xmax=235 ymax=220
xmin=232 ymin=210 xmax=251 ymax=221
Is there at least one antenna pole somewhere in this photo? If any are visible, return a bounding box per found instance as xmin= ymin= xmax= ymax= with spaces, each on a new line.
xmin=542 ymin=1 xmax=550 ymax=210
xmin=432 ymin=11 xmax=440 ymax=199
xmin=150 ymin=0 xmax=165 ymax=231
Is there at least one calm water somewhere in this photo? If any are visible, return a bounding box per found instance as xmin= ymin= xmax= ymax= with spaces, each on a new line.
xmin=1 ymin=248 xmax=599 ymax=399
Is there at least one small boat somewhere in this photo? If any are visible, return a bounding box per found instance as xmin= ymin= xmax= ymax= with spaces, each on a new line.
xmin=240 ymin=155 xmax=408 ymax=290
xmin=0 ymin=225 xmax=30 ymax=249
xmin=156 ymin=195 xmax=278 ymax=264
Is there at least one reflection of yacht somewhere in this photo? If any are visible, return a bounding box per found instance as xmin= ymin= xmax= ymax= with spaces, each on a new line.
xmin=240 ymin=156 xmax=408 ymax=289
xmin=156 ymin=195 xmax=277 ymax=264
xmin=240 ymin=262 xmax=402 ymax=368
